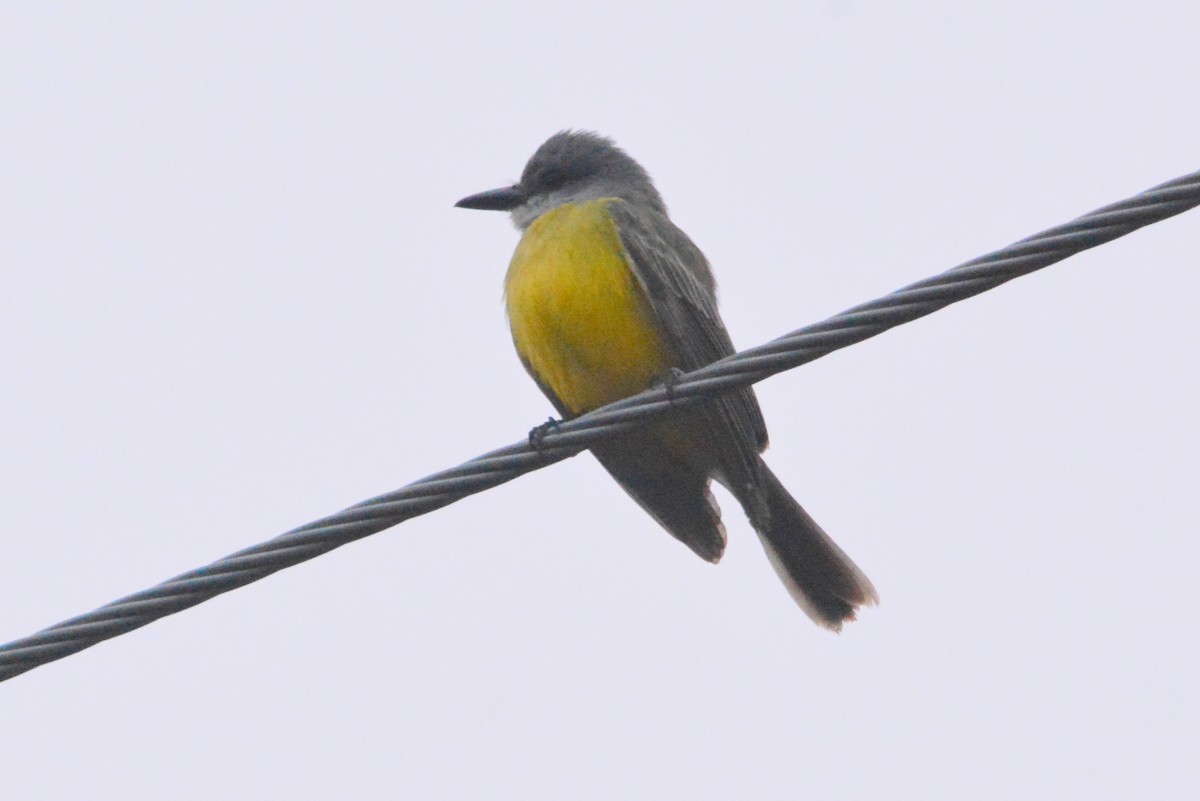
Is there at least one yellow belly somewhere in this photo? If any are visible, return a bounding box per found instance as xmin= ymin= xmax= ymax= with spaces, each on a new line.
xmin=504 ymin=199 xmax=675 ymax=415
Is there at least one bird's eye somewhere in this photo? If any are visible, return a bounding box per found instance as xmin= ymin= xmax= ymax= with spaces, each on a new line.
xmin=540 ymin=167 xmax=565 ymax=188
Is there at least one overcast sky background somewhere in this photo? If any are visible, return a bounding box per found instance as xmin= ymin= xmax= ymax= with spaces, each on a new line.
xmin=2 ymin=3 xmax=1198 ymax=799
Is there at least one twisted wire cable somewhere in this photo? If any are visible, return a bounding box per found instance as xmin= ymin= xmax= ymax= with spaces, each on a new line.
xmin=2 ymin=169 xmax=1197 ymax=683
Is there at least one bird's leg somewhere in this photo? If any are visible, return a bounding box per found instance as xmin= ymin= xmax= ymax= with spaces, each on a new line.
xmin=651 ymin=367 xmax=687 ymax=406
xmin=528 ymin=417 xmax=562 ymax=454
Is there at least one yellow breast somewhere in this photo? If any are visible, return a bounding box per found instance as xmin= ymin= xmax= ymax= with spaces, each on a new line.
xmin=504 ymin=198 xmax=675 ymax=415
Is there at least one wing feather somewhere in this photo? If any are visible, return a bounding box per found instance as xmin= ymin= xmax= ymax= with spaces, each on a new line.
xmin=607 ymin=200 xmax=769 ymax=460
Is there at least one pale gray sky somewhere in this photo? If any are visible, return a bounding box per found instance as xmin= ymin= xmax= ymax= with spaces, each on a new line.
xmin=2 ymin=3 xmax=1198 ymax=799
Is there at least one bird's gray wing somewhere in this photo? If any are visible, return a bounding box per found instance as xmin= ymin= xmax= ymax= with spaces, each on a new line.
xmin=607 ymin=200 xmax=769 ymax=458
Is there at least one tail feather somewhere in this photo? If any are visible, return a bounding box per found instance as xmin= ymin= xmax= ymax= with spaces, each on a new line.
xmin=738 ymin=460 xmax=877 ymax=630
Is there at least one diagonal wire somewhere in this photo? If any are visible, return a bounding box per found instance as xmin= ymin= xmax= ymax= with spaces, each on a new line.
xmin=2 ymin=169 xmax=1198 ymax=683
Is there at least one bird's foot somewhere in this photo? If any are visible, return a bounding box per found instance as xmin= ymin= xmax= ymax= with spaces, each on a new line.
xmin=651 ymin=367 xmax=687 ymax=406
xmin=528 ymin=417 xmax=562 ymax=454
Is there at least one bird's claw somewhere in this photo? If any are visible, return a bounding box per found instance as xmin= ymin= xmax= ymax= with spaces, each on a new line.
xmin=652 ymin=367 xmax=687 ymax=405
xmin=528 ymin=417 xmax=562 ymax=453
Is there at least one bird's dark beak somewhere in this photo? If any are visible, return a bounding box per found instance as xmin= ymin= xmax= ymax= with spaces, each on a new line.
xmin=454 ymin=185 xmax=526 ymax=211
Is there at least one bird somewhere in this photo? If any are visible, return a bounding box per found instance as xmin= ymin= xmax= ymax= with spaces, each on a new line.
xmin=456 ymin=130 xmax=876 ymax=629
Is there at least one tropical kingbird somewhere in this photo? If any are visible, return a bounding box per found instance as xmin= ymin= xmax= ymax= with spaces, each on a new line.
xmin=456 ymin=131 xmax=876 ymax=629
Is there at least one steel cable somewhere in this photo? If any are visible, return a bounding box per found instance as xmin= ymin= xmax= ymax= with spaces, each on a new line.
xmin=2 ymin=169 xmax=1197 ymax=682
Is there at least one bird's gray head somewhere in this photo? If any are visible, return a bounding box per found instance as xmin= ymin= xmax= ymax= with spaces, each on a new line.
xmin=455 ymin=130 xmax=666 ymax=228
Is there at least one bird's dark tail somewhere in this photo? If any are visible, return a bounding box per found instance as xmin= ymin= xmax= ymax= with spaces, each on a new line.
xmin=735 ymin=459 xmax=877 ymax=630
